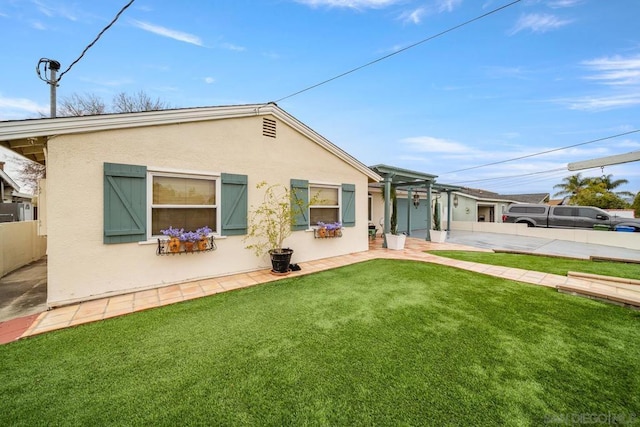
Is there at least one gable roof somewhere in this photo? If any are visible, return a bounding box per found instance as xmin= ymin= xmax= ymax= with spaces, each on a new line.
xmin=457 ymin=187 xmax=549 ymax=204
xmin=0 ymin=103 xmax=381 ymax=182
xmin=0 ymin=169 xmax=19 ymax=192
xmin=501 ymin=193 xmax=550 ymax=204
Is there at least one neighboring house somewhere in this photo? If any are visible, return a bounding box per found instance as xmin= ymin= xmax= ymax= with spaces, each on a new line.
xmin=366 ymin=168 xmax=548 ymax=233
xmin=452 ymin=188 xmax=549 ymax=223
xmin=0 ymin=103 xmax=381 ymax=307
xmin=0 ymin=161 xmax=34 ymax=222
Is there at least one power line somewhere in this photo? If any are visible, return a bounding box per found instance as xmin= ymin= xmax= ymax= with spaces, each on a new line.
xmin=449 ymin=167 xmax=567 ymax=185
xmin=440 ymin=129 xmax=640 ymax=175
xmin=58 ymin=0 xmax=136 ymax=81
xmin=274 ymin=0 xmax=522 ymax=104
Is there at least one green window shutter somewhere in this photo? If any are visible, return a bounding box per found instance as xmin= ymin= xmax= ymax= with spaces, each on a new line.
xmin=342 ymin=183 xmax=356 ymax=227
xmin=290 ymin=179 xmax=309 ymax=231
xmin=221 ymin=173 xmax=248 ymax=236
xmin=104 ymin=162 xmax=147 ymax=244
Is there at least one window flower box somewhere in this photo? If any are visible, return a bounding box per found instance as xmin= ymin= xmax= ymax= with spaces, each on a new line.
xmin=156 ymin=226 xmax=217 ymax=255
xmin=314 ymin=222 xmax=343 ymax=238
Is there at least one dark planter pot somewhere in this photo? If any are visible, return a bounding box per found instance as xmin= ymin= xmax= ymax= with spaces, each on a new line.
xmin=269 ymin=248 xmax=294 ymax=274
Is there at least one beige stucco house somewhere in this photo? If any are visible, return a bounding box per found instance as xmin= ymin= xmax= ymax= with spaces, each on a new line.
xmin=0 ymin=103 xmax=380 ymax=307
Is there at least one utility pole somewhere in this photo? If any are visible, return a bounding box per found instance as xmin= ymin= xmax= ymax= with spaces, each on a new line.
xmin=36 ymin=58 xmax=61 ymax=118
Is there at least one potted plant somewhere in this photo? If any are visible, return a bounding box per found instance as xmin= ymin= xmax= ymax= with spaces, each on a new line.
xmin=196 ymin=226 xmax=212 ymax=251
xmin=180 ymin=231 xmax=200 ymax=252
xmin=385 ymin=186 xmax=406 ymax=250
xmin=430 ymin=197 xmax=447 ymax=243
xmin=160 ymin=226 xmax=184 ymax=253
xmin=245 ymin=181 xmax=310 ymax=274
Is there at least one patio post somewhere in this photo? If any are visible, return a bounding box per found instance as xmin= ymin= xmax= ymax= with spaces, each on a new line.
xmin=426 ymin=181 xmax=433 ymax=241
xmin=406 ymin=187 xmax=412 ymax=236
xmin=446 ymin=190 xmax=453 ymax=233
xmin=383 ymin=174 xmax=392 ymax=248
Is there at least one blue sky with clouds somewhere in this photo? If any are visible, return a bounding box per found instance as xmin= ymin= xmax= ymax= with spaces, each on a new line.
xmin=1 ymin=0 xmax=639 ymax=197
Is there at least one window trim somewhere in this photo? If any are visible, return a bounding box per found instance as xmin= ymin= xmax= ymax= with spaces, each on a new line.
xmin=309 ymin=182 xmax=341 ymax=228
xmin=147 ymin=168 xmax=221 ymax=239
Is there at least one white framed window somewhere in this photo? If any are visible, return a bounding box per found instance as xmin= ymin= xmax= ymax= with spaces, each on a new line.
xmin=148 ymin=171 xmax=220 ymax=237
xmin=309 ymin=184 xmax=340 ymax=225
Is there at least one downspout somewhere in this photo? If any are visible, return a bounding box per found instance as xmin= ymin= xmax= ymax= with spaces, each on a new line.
xmin=426 ymin=181 xmax=433 ymax=241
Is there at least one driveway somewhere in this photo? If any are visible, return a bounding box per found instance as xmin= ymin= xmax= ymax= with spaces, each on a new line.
xmin=0 ymin=257 xmax=47 ymax=323
xmin=409 ymin=229 xmax=640 ymax=261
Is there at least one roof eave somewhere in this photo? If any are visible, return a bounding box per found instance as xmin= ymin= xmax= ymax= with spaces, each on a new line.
xmin=1 ymin=104 xmax=382 ymax=182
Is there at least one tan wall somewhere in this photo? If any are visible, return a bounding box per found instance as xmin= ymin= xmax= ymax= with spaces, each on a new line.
xmin=0 ymin=221 xmax=47 ymax=277
xmin=451 ymin=221 xmax=640 ymax=251
xmin=46 ymin=115 xmax=371 ymax=306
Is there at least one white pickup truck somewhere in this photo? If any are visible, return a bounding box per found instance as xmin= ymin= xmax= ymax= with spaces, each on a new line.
xmin=501 ymin=204 xmax=640 ymax=232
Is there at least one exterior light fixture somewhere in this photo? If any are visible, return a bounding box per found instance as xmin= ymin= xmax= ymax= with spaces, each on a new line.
xmin=413 ymin=193 xmax=420 ymax=209
xmin=453 ymin=194 xmax=459 ymax=208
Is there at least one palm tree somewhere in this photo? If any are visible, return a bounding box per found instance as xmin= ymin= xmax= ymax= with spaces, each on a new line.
xmin=591 ymin=174 xmax=634 ymax=198
xmin=552 ymin=173 xmax=590 ymax=198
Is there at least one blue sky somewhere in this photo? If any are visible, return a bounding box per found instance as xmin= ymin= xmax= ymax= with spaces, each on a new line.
xmin=1 ymin=0 xmax=639 ymax=197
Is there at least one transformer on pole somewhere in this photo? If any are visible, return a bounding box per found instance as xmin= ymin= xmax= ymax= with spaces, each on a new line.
xmin=36 ymin=58 xmax=61 ymax=118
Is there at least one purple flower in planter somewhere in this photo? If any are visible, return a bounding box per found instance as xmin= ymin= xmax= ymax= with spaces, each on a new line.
xmin=160 ymin=226 xmax=184 ymax=238
xmin=196 ymin=226 xmax=213 ymax=238
xmin=180 ymin=231 xmax=201 ymax=242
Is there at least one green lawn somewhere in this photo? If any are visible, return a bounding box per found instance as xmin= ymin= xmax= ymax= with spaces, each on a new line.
xmin=1 ymin=259 xmax=639 ymax=426
xmin=429 ymin=250 xmax=640 ymax=280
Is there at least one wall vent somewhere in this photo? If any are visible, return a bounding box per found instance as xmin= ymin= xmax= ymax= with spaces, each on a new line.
xmin=262 ymin=118 xmax=276 ymax=138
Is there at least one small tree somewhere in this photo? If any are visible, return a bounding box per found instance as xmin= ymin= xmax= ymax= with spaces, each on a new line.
xmin=572 ymin=185 xmax=630 ymax=209
xmin=112 ymin=91 xmax=171 ymax=113
xmin=15 ymin=157 xmax=45 ymax=194
xmin=244 ymin=182 xmax=319 ymax=257
xmin=433 ymin=198 xmax=441 ymax=231
xmin=632 ymin=191 xmax=640 ymax=218
xmin=390 ymin=186 xmax=398 ymax=235
xmin=57 ymin=91 xmax=170 ymax=117
xmin=58 ymin=93 xmax=107 ymax=116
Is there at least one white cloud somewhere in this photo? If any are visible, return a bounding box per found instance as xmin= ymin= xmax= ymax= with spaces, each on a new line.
xmin=484 ymin=65 xmax=530 ymax=79
xmin=204 ymin=77 xmax=215 ymax=84
xmin=33 ymin=0 xmax=77 ymax=21
xmin=398 ymin=0 xmax=460 ymax=24
xmin=509 ymin=13 xmax=572 ymax=35
xmin=547 ymin=0 xmax=582 ymax=8
xmin=219 ymin=42 xmax=246 ymax=52
xmin=31 ymin=20 xmax=46 ymax=30
xmin=78 ymin=77 xmax=134 ymax=87
xmin=295 ymin=0 xmax=402 ymax=9
xmin=0 ymin=96 xmax=47 ymax=120
xmin=436 ymin=0 xmax=462 ymax=13
xmin=562 ymin=94 xmax=640 ymax=111
xmin=399 ymin=8 xmax=426 ymax=24
xmin=582 ymin=55 xmax=640 ymax=86
xmin=130 ymin=20 xmax=204 ymax=47
xmin=560 ymin=54 xmax=640 ymax=111
xmin=401 ymin=136 xmax=473 ymax=154
xmin=614 ymin=139 xmax=640 ymax=149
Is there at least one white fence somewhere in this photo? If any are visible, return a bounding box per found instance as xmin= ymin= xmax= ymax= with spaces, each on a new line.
xmin=0 ymin=221 xmax=47 ymax=278
xmin=450 ymin=221 xmax=640 ymax=251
